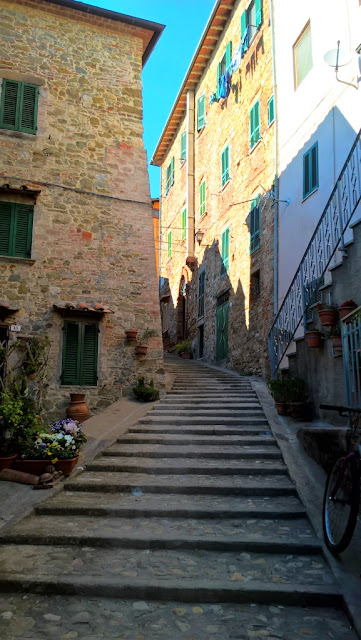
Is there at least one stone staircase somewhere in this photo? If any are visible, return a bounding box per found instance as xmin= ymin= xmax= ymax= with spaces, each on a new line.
xmin=0 ymin=356 xmax=358 ymax=638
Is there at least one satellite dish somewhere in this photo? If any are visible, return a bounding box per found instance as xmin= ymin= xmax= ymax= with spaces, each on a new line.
xmin=324 ymin=47 xmax=352 ymax=68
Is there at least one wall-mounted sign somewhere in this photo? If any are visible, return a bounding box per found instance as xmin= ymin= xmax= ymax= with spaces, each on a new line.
xmin=10 ymin=325 xmax=21 ymax=332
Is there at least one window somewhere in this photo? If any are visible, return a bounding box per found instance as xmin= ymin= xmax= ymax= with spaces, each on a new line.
xmin=268 ymin=95 xmax=274 ymax=125
xmin=0 ymin=201 xmax=33 ymax=258
xmin=250 ymin=198 xmax=260 ymax=253
xmin=167 ymin=230 xmax=172 ymax=258
xmin=250 ymin=100 xmax=260 ymax=150
xmin=293 ymin=22 xmax=312 ymax=89
xmin=197 ymin=95 xmax=206 ymax=131
xmin=250 ymin=270 xmax=261 ymax=301
xmin=221 ymin=145 xmax=230 ymax=187
xmin=200 ymin=180 xmax=206 ymax=217
xmin=241 ymin=0 xmax=262 ymax=53
xmin=0 ymin=79 xmax=39 ymax=134
xmin=181 ymin=131 xmax=186 ymax=162
xmin=165 ymin=158 xmax=174 ymax=194
xmin=220 ymin=227 xmax=230 ymax=275
xmin=61 ymin=322 xmax=99 ymax=386
xmin=217 ymin=42 xmax=232 ymax=99
xmin=303 ymin=142 xmax=318 ymax=199
xmin=198 ymin=270 xmax=205 ymax=318
xmin=181 ymin=208 xmax=187 ymax=241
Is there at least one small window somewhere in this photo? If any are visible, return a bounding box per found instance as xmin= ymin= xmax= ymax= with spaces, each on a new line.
xmin=250 ymin=198 xmax=260 ymax=253
xmin=293 ymin=22 xmax=313 ymax=89
xmin=217 ymin=42 xmax=232 ymax=99
xmin=198 ymin=270 xmax=205 ymax=318
xmin=200 ymin=179 xmax=206 ymax=217
xmin=181 ymin=208 xmax=187 ymax=241
xmin=165 ymin=157 xmax=174 ymax=195
xmin=0 ymin=79 xmax=39 ymax=134
xmin=220 ymin=227 xmax=230 ymax=275
xmin=250 ymin=100 xmax=260 ymax=150
xmin=250 ymin=270 xmax=261 ymax=301
xmin=167 ymin=230 xmax=172 ymax=258
xmin=180 ymin=131 xmax=186 ymax=162
xmin=241 ymin=0 xmax=262 ymax=53
xmin=62 ymin=322 xmax=99 ymax=386
xmin=267 ymin=95 xmax=274 ymax=125
xmin=221 ymin=145 xmax=230 ymax=187
xmin=303 ymin=142 xmax=318 ymax=199
xmin=0 ymin=201 xmax=34 ymax=258
xmin=197 ymin=95 xmax=206 ymax=131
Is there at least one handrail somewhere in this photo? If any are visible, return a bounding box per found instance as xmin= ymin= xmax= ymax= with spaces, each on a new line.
xmin=268 ymin=127 xmax=361 ymax=375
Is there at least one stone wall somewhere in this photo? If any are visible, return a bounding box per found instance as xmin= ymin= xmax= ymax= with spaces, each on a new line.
xmin=0 ymin=0 xmax=164 ymax=420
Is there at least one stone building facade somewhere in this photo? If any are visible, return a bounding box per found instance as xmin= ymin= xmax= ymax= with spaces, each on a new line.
xmin=0 ymin=0 xmax=165 ymax=419
xmin=152 ymin=0 xmax=275 ymax=376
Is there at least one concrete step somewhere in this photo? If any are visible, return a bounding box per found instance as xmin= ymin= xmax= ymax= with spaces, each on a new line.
xmin=137 ymin=416 xmax=268 ymax=426
xmin=87 ymin=456 xmax=287 ymax=475
xmin=166 ymin=391 xmax=256 ymax=396
xmin=118 ymin=434 xmax=276 ymax=445
xmin=36 ymin=492 xmax=306 ymax=519
xmin=64 ymin=471 xmax=297 ymax=496
xmin=0 ymin=515 xmax=319 ymax=552
xmin=157 ymin=402 xmax=259 ymax=409
xmin=150 ymin=407 xmax=264 ymax=417
xmin=128 ymin=426 xmax=272 ymax=436
xmin=0 ymin=545 xmax=340 ymax=606
xmin=104 ymin=443 xmax=282 ymax=459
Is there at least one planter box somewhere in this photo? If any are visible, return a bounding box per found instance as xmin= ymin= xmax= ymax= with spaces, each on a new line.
xmin=305 ymin=330 xmax=322 ymax=348
xmin=275 ymin=401 xmax=288 ymax=416
xmin=135 ymin=345 xmax=148 ymax=356
xmin=15 ymin=459 xmax=52 ymax=475
xmin=125 ymin=329 xmax=138 ymax=342
xmin=0 ymin=454 xmax=17 ymax=471
xmin=56 ymin=457 xmax=78 ymax=476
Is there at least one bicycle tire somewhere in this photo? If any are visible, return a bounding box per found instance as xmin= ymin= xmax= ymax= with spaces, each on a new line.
xmin=322 ymin=455 xmax=360 ymax=554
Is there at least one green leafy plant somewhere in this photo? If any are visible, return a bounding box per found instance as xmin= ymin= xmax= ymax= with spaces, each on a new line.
xmin=286 ymin=376 xmax=307 ymax=403
xmin=314 ymin=302 xmax=338 ymax=311
xmin=267 ymin=378 xmax=289 ymax=403
xmin=141 ymin=328 xmax=158 ymax=343
xmin=133 ymin=377 xmax=160 ymax=402
xmin=175 ymin=339 xmax=192 ymax=355
xmin=327 ymin=325 xmax=341 ymax=338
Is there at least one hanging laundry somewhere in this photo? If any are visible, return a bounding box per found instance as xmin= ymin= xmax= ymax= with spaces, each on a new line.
xmin=209 ymin=91 xmax=218 ymax=105
xmin=240 ymin=26 xmax=249 ymax=59
xmin=219 ymin=70 xmax=231 ymax=99
xmin=231 ymin=44 xmax=242 ymax=73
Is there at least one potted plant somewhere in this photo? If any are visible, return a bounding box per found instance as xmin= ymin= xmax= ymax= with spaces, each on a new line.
xmin=175 ymin=339 xmax=192 ymax=359
xmin=304 ymin=326 xmax=323 ymax=348
xmin=338 ymin=299 xmax=358 ymax=321
xmin=125 ymin=329 xmax=138 ymax=342
xmin=267 ymin=378 xmax=289 ymax=415
xmin=314 ymin=302 xmax=338 ymax=328
xmin=133 ymin=377 xmax=160 ymax=402
xmin=327 ymin=325 xmax=342 ymax=352
xmin=286 ymin=376 xmax=310 ymax=420
xmin=135 ymin=328 xmax=158 ymax=357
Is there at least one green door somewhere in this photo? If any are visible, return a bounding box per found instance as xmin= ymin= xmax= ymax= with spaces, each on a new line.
xmin=216 ymin=302 xmax=228 ymax=361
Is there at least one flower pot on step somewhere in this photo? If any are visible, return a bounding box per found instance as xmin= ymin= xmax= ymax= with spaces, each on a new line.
xmin=275 ymin=401 xmax=288 ymax=416
xmin=15 ymin=459 xmax=52 ymax=475
xmin=181 ymin=352 xmax=191 ymax=359
xmin=330 ymin=335 xmax=342 ymax=352
xmin=135 ymin=344 xmax=148 ymax=356
xmin=56 ymin=456 xmax=79 ymax=477
xmin=318 ymin=308 xmax=338 ymax=328
xmin=125 ymin=329 xmax=138 ymax=342
xmin=66 ymin=393 xmax=89 ymax=423
xmin=339 ymin=304 xmax=357 ymax=321
xmin=305 ymin=330 xmax=322 ymax=348
xmin=0 ymin=453 xmax=17 ymax=471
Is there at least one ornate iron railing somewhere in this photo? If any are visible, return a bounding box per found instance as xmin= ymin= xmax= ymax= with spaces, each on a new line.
xmin=268 ymin=128 xmax=361 ymax=376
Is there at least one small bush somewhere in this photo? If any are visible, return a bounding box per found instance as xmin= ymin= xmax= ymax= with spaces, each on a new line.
xmin=133 ymin=377 xmax=160 ymax=402
xmin=175 ymin=340 xmax=192 ymax=355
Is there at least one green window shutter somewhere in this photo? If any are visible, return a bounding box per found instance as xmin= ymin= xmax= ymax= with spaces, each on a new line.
xmin=197 ymin=95 xmax=206 ymax=131
xmin=62 ymin=323 xmax=80 ymax=385
xmin=221 ymin=227 xmax=230 ymax=275
xmin=200 ymin=180 xmax=206 ymax=216
xmin=250 ymin=198 xmax=260 ymax=253
xmin=20 ymin=83 xmax=39 ymax=134
xmin=0 ymin=202 xmax=12 ymax=256
xmin=255 ymin=0 xmax=263 ymax=28
xmin=181 ymin=131 xmax=187 ymax=162
xmin=0 ymin=79 xmax=20 ymax=130
xmin=303 ymin=142 xmax=318 ymax=198
xmin=182 ymin=208 xmax=187 ymax=241
xmin=226 ymin=41 xmax=232 ymax=71
xmin=168 ymin=231 xmax=172 ymax=258
xmin=13 ymin=204 xmax=33 ymax=258
xmin=170 ymin=157 xmax=174 ymax=186
xmin=250 ymin=100 xmax=260 ymax=149
xmin=267 ymin=95 xmax=274 ymax=125
xmin=216 ymin=63 xmax=221 ymax=99
xmin=80 ymin=324 xmax=98 ymax=386
xmin=221 ymin=145 xmax=229 ymax=187
xmin=241 ymin=11 xmax=248 ymax=52
xmin=165 ymin=165 xmax=170 ymax=194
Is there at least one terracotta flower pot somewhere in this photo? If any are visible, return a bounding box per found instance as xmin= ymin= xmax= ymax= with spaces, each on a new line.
xmin=289 ymin=402 xmax=310 ymax=421
xmin=305 ymin=330 xmax=322 ymax=348
xmin=330 ymin=335 xmax=342 ymax=352
xmin=181 ymin=352 xmax=191 ymax=359
xmin=125 ymin=329 xmax=138 ymax=342
xmin=0 ymin=453 xmax=17 ymax=471
xmin=15 ymin=459 xmax=52 ymax=475
xmin=66 ymin=393 xmax=89 ymax=423
xmin=318 ymin=308 xmax=338 ymax=328
xmin=339 ymin=305 xmax=357 ymax=322
xmin=275 ymin=401 xmax=288 ymax=416
xmin=56 ymin=456 xmax=78 ymax=477
xmin=135 ymin=345 xmax=148 ymax=356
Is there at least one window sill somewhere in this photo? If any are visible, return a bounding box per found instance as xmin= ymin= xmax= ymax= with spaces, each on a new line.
xmin=302 ymin=187 xmax=318 ymax=202
xmin=249 ymin=138 xmax=262 ymax=154
xmin=0 ymin=256 xmax=35 ymax=265
xmin=220 ymin=179 xmax=231 ymax=192
xmin=199 ymin=211 xmax=207 ymax=220
xmin=250 ymin=245 xmax=260 ymax=256
xmin=0 ymin=128 xmax=37 ymax=141
xmin=60 ymin=385 xmax=98 ymax=389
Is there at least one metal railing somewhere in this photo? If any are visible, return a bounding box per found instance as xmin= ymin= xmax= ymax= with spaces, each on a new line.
xmin=342 ymin=306 xmax=361 ymax=409
xmin=268 ymin=128 xmax=361 ymax=375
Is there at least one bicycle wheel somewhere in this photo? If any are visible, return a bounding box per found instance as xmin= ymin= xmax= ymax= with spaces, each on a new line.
xmin=322 ymin=455 xmax=360 ymax=554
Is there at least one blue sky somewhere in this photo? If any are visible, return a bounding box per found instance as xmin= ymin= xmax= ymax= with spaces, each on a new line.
xmin=79 ymin=0 xmax=215 ymax=197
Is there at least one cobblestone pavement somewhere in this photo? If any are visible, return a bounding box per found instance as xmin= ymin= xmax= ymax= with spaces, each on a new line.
xmin=0 ymin=357 xmax=358 ymax=639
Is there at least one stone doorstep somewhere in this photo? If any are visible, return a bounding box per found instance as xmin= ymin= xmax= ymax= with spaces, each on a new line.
xmin=0 ymin=575 xmax=342 ymax=607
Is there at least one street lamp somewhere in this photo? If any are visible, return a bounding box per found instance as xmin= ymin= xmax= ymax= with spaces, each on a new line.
xmin=195 ymin=229 xmax=204 ymax=245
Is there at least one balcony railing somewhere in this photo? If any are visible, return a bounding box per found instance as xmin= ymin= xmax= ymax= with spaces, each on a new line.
xmin=268 ymin=128 xmax=361 ymax=376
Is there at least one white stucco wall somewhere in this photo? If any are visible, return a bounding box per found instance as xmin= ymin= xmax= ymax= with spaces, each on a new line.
xmin=274 ymin=0 xmax=361 ymax=304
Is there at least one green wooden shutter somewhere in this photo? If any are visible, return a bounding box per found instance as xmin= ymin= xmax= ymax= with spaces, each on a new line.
xmin=182 ymin=208 xmax=187 ymax=241
xmin=0 ymin=202 xmax=12 ymax=256
xmin=200 ymin=180 xmax=206 ymax=216
xmin=303 ymin=142 xmax=318 ymax=198
xmin=221 ymin=228 xmax=229 ymax=275
xmin=255 ymin=0 xmax=263 ymax=28
xmin=62 ymin=323 xmax=80 ymax=385
xmin=250 ymin=100 xmax=260 ymax=149
xmin=181 ymin=131 xmax=186 ymax=161
xmin=241 ymin=11 xmax=248 ymax=52
xmin=13 ymin=204 xmax=33 ymax=258
xmin=221 ymin=146 xmax=229 ymax=187
xmin=226 ymin=41 xmax=232 ymax=71
xmin=0 ymin=79 xmax=20 ymax=130
xmin=216 ymin=62 xmax=221 ymax=99
xmin=170 ymin=157 xmax=174 ymax=187
xmin=197 ymin=95 xmax=206 ymax=130
xmin=80 ymin=324 xmax=98 ymax=386
xmin=268 ymin=95 xmax=274 ymax=124
xmin=168 ymin=231 xmax=172 ymax=258
xmin=20 ymin=83 xmax=38 ymax=134
xmin=250 ymin=198 xmax=260 ymax=253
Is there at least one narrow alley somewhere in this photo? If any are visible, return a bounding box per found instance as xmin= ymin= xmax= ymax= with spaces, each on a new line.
xmin=0 ymin=356 xmax=357 ymax=639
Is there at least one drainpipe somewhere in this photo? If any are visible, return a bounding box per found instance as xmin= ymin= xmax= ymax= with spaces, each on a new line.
xmin=158 ymin=168 xmax=162 ymax=294
xmin=186 ymin=89 xmax=195 ymax=261
xmin=270 ymin=0 xmax=279 ymax=316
